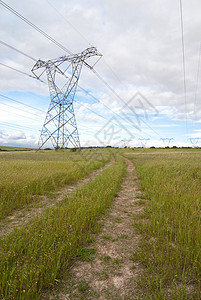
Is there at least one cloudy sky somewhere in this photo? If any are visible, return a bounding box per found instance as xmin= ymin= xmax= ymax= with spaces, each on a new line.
xmin=0 ymin=0 xmax=201 ymax=148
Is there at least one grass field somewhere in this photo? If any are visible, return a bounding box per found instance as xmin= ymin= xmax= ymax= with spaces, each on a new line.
xmin=0 ymin=147 xmax=200 ymax=299
xmin=125 ymin=149 xmax=201 ymax=299
xmin=0 ymin=149 xmax=110 ymax=219
xmin=0 ymin=152 xmax=126 ymax=299
xmin=0 ymin=146 xmax=35 ymax=151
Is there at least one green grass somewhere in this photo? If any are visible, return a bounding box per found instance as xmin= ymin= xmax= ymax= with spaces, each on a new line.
xmin=127 ymin=149 xmax=201 ymax=299
xmin=0 ymin=158 xmax=126 ymax=299
xmin=0 ymin=149 xmax=110 ymax=218
xmin=0 ymin=146 xmax=35 ymax=151
xmin=77 ymin=280 xmax=90 ymax=293
xmin=75 ymin=247 xmax=96 ymax=262
xmin=102 ymin=234 xmax=112 ymax=241
xmin=114 ymin=217 xmax=122 ymax=223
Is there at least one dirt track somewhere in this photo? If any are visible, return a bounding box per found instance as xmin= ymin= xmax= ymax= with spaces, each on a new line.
xmin=0 ymin=157 xmax=115 ymax=237
xmin=43 ymin=158 xmax=144 ymax=299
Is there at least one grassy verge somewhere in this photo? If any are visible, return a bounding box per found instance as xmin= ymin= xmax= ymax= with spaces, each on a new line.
xmin=129 ymin=150 xmax=201 ymax=299
xmin=0 ymin=146 xmax=35 ymax=151
xmin=0 ymin=150 xmax=110 ymax=218
xmin=0 ymin=158 xmax=126 ymax=299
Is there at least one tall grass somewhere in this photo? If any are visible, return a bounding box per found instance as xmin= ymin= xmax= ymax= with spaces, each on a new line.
xmin=129 ymin=150 xmax=201 ymax=299
xmin=0 ymin=158 xmax=126 ymax=299
xmin=0 ymin=146 xmax=33 ymax=151
xmin=0 ymin=150 xmax=110 ymax=218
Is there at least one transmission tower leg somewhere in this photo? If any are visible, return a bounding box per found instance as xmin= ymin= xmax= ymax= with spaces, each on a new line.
xmin=32 ymin=47 xmax=102 ymax=150
xmin=38 ymin=62 xmax=82 ymax=150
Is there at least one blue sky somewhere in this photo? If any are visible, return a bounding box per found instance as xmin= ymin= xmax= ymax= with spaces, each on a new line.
xmin=0 ymin=0 xmax=201 ymax=148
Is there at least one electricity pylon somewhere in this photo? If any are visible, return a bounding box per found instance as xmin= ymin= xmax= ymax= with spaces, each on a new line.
xmin=121 ymin=139 xmax=131 ymax=148
xmin=138 ymin=138 xmax=150 ymax=148
xmin=188 ymin=137 xmax=201 ymax=147
xmin=160 ymin=138 xmax=174 ymax=147
xmin=32 ymin=47 xmax=102 ymax=150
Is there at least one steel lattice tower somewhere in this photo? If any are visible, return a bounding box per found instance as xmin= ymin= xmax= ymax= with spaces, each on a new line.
xmin=32 ymin=47 xmax=101 ymax=150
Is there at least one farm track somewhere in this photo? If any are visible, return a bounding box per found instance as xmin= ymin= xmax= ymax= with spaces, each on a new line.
xmin=43 ymin=158 xmax=144 ymax=299
xmin=0 ymin=156 xmax=115 ymax=237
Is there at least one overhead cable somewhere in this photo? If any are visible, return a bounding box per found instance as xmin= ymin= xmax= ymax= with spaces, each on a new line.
xmin=0 ymin=0 xmax=73 ymax=55
xmin=0 ymin=62 xmax=45 ymax=83
xmin=0 ymin=40 xmax=37 ymax=62
xmin=0 ymin=93 xmax=46 ymax=113
xmin=179 ymin=0 xmax=188 ymax=131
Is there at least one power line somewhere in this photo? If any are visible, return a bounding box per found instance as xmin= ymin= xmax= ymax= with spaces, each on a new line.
xmin=102 ymin=57 xmax=123 ymax=84
xmin=188 ymin=137 xmax=201 ymax=146
xmin=179 ymin=0 xmax=188 ymax=132
xmin=0 ymin=62 xmax=37 ymax=79
xmin=0 ymin=53 xmax=153 ymax=141
xmin=0 ymin=0 xmax=161 ymax=142
xmin=70 ymin=75 xmax=157 ymax=139
xmin=77 ymin=86 xmax=144 ymax=133
xmin=61 ymin=62 xmax=156 ymax=141
xmin=0 ymin=40 xmax=46 ymax=83
xmin=75 ymin=99 xmax=108 ymax=122
xmin=91 ymin=68 xmax=162 ymax=139
xmin=0 ymin=107 xmax=43 ymax=122
xmin=0 ymin=101 xmax=44 ymax=119
xmin=0 ymin=121 xmax=40 ymax=134
xmin=53 ymin=66 xmax=161 ymax=140
xmin=47 ymin=0 xmax=133 ymax=121
xmin=0 ymin=58 xmax=111 ymax=129
xmin=0 ymin=62 xmax=45 ymax=83
xmin=59 ymin=66 xmax=156 ymax=139
xmin=43 ymin=0 xmax=160 ymax=141
xmin=47 ymin=0 xmax=93 ymax=47
xmin=0 ymin=67 xmax=156 ymax=142
xmin=0 ymin=0 xmax=73 ymax=55
xmin=0 ymin=40 xmax=37 ymax=62
xmin=140 ymin=118 xmax=161 ymax=138
xmin=47 ymin=0 xmax=123 ymax=86
xmin=194 ymin=42 xmax=201 ymax=123
xmin=0 ymin=96 xmax=144 ymax=140
xmin=74 ymin=99 xmax=151 ymax=140
xmin=0 ymin=93 xmax=46 ymax=114
xmin=92 ymin=68 xmax=125 ymax=105
xmin=0 ymin=1 xmax=99 ymax=76
xmin=39 ymin=54 xmax=160 ymax=141
xmin=0 ymin=55 xmax=158 ymax=142
xmin=160 ymin=138 xmax=174 ymax=147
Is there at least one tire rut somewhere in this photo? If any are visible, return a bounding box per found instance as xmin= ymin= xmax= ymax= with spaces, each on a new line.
xmin=43 ymin=158 xmax=144 ymax=299
xmin=0 ymin=157 xmax=115 ymax=237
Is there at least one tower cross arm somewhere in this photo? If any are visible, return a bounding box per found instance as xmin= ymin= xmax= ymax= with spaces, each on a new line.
xmin=32 ymin=46 xmax=102 ymax=150
xmin=56 ymin=47 xmax=102 ymax=63
xmin=31 ymin=59 xmax=46 ymax=71
xmin=32 ymin=47 xmax=102 ymax=71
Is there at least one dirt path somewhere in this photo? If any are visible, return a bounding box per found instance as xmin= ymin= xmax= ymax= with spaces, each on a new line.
xmin=0 ymin=157 xmax=115 ymax=237
xmin=44 ymin=158 xmax=144 ymax=299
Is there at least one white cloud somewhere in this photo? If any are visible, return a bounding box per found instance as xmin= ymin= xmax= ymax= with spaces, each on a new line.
xmin=0 ymin=0 xmax=201 ymax=147
xmin=9 ymin=131 xmax=26 ymax=140
xmin=0 ymin=129 xmax=38 ymax=147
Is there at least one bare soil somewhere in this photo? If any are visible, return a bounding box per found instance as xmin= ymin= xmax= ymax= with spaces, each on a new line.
xmin=0 ymin=157 xmax=115 ymax=237
xmin=43 ymin=158 xmax=144 ymax=299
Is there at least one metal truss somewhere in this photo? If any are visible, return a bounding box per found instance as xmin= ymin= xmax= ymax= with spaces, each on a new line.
xmin=138 ymin=138 xmax=150 ymax=148
xmin=160 ymin=138 xmax=174 ymax=147
xmin=32 ymin=47 xmax=102 ymax=149
xmin=188 ymin=137 xmax=201 ymax=147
